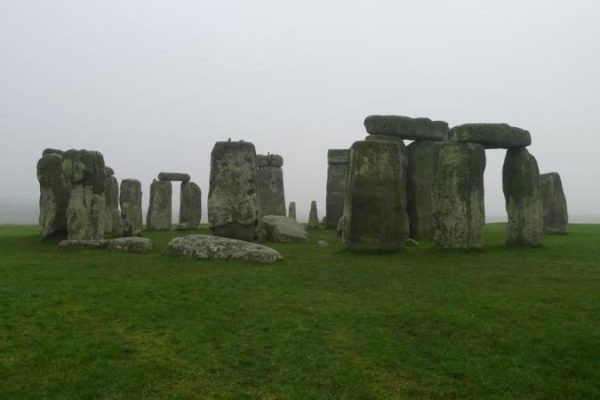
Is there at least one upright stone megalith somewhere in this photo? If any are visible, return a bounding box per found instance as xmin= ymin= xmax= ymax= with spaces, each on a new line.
xmin=308 ymin=201 xmax=319 ymax=229
xmin=120 ymin=179 xmax=143 ymax=236
xmin=208 ymin=141 xmax=258 ymax=241
xmin=256 ymin=154 xmax=286 ymax=218
xmin=180 ymin=181 xmax=202 ymax=229
xmin=433 ymin=142 xmax=486 ymax=249
xmin=62 ymin=149 xmax=106 ymax=240
xmin=342 ymin=140 xmax=409 ymax=250
xmin=502 ymin=147 xmax=543 ymax=246
xmin=147 ymin=180 xmax=172 ymax=231
xmin=540 ymin=173 xmax=568 ymax=234
xmin=326 ymin=149 xmax=349 ymax=229
xmin=37 ymin=150 xmax=70 ymax=238
xmin=288 ymin=201 xmax=296 ymax=221
xmin=104 ymin=167 xmax=123 ymax=237
xmin=407 ymin=141 xmax=438 ymax=240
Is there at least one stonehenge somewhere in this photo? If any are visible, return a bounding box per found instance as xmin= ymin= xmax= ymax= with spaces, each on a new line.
xmin=503 ymin=147 xmax=543 ymax=246
xmin=308 ymin=200 xmax=319 ymax=228
xmin=342 ymin=140 xmax=409 ymax=250
xmin=208 ymin=141 xmax=258 ymax=241
xmin=288 ymin=201 xmax=296 ymax=221
xmin=256 ymin=154 xmax=286 ymax=218
xmin=146 ymin=180 xmax=172 ymax=231
xmin=325 ymin=149 xmax=349 ymax=229
xmin=147 ymin=172 xmax=202 ymax=231
xmin=120 ymin=179 xmax=143 ymax=236
xmin=540 ymin=173 xmax=568 ymax=234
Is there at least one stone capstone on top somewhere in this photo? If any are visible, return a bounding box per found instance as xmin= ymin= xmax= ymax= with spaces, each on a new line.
xmin=165 ymin=235 xmax=282 ymax=263
xmin=256 ymin=154 xmax=283 ymax=168
xmin=364 ymin=115 xmax=449 ymax=141
xmin=158 ymin=172 xmax=191 ymax=183
xmin=448 ymin=123 xmax=531 ymax=149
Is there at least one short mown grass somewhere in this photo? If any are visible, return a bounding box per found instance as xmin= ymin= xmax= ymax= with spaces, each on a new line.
xmin=1 ymin=224 xmax=599 ymax=399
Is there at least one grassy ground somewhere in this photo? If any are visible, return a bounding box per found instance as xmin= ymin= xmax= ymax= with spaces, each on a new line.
xmin=0 ymin=224 xmax=599 ymax=399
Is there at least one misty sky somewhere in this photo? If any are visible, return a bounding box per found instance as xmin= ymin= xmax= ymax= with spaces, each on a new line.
xmin=1 ymin=0 xmax=599 ymax=224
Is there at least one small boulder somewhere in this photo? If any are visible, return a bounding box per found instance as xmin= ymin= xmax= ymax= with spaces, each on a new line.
xmin=317 ymin=240 xmax=329 ymax=248
xmin=165 ymin=235 xmax=282 ymax=263
xmin=107 ymin=237 xmax=153 ymax=253
xmin=256 ymin=215 xmax=307 ymax=243
xmin=59 ymin=239 xmax=107 ymax=250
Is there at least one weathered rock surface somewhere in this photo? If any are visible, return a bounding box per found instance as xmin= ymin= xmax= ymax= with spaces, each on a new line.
xmin=288 ymin=201 xmax=296 ymax=221
xmin=448 ymin=123 xmax=531 ymax=149
xmin=158 ymin=172 xmax=191 ymax=183
xmin=179 ymin=181 xmax=202 ymax=229
xmin=107 ymin=237 xmax=153 ymax=253
xmin=165 ymin=235 xmax=282 ymax=263
xmin=105 ymin=166 xmax=114 ymax=176
xmin=58 ymin=239 xmax=107 ymax=250
xmin=104 ymin=173 xmax=123 ymax=237
xmin=256 ymin=154 xmax=286 ymax=218
xmin=208 ymin=141 xmax=258 ymax=241
xmin=326 ymin=149 xmax=349 ymax=229
xmin=308 ymin=201 xmax=319 ymax=229
xmin=256 ymin=215 xmax=307 ymax=242
xmin=37 ymin=152 xmax=70 ymax=238
xmin=342 ymin=140 xmax=409 ymax=250
xmin=407 ymin=141 xmax=437 ymax=240
xmin=42 ymin=148 xmax=64 ymax=156
xmin=120 ymin=179 xmax=143 ymax=236
xmin=364 ymin=115 xmax=448 ymax=141
xmin=147 ymin=179 xmax=172 ymax=231
xmin=62 ymin=149 xmax=106 ymax=194
xmin=433 ymin=142 xmax=486 ymax=249
xmin=540 ymin=173 xmax=568 ymax=234
xmin=503 ymin=147 xmax=543 ymax=246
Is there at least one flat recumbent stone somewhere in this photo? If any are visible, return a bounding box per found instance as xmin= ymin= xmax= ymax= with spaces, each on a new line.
xmin=448 ymin=123 xmax=531 ymax=149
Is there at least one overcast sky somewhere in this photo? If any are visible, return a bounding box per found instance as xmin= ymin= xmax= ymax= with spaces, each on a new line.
xmin=1 ymin=0 xmax=599 ymax=224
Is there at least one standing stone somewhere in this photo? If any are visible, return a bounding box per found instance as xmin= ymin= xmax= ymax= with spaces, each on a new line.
xmin=326 ymin=149 xmax=349 ymax=229
xmin=37 ymin=151 xmax=70 ymax=238
xmin=147 ymin=179 xmax=172 ymax=231
xmin=540 ymin=173 xmax=568 ymax=234
xmin=104 ymin=170 xmax=122 ymax=237
xmin=120 ymin=179 xmax=143 ymax=236
xmin=256 ymin=154 xmax=286 ymax=218
xmin=208 ymin=141 xmax=258 ymax=241
xmin=308 ymin=201 xmax=319 ymax=228
xmin=62 ymin=149 xmax=106 ymax=240
xmin=407 ymin=141 xmax=437 ymax=240
xmin=288 ymin=201 xmax=296 ymax=221
xmin=342 ymin=140 xmax=408 ymax=250
xmin=503 ymin=147 xmax=543 ymax=246
xmin=432 ymin=142 xmax=486 ymax=249
xmin=179 ymin=181 xmax=202 ymax=229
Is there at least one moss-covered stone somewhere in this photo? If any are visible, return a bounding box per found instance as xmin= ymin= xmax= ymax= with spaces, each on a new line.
xmin=326 ymin=149 xmax=349 ymax=228
xmin=62 ymin=149 xmax=106 ymax=194
xmin=179 ymin=181 xmax=202 ymax=229
xmin=433 ymin=142 xmax=486 ymax=249
xmin=502 ymin=147 xmax=543 ymax=246
xmin=119 ymin=179 xmax=143 ymax=236
xmin=448 ymin=123 xmax=531 ymax=149
xmin=343 ymin=140 xmax=408 ymax=250
xmin=407 ymin=140 xmax=437 ymax=240
xmin=364 ymin=115 xmax=448 ymax=141
xmin=540 ymin=172 xmax=568 ymax=234
xmin=104 ymin=174 xmax=123 ymax=237
xmin=37 ymin=153 xmax=70 ymax=238
xmin=256 ymin=154 xmax=286 ymax=218
xmin=147 ymin=179 xmax=172 ymax=231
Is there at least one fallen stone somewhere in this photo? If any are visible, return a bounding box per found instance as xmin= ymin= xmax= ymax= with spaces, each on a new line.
xmin=256 ymin=215 xmax=307 ymax=243
xmin=404 ymin=238 xmax=419 ymax=247
xmin=165 ymin=235 xmax=282 ymax=263
xmin=540 ymin=172 xmax=568 ymax=234
xmin=147 ymin=179 xmax=172 ymax=231
xmin=326 ymin=149 xmax=349 ymax=228
xmin=448 ymin=123 xmax=531 ymax=149
xmin=503 ymin=147 xmax=543 ymax=246
xmin=433 ymin=142 xmax=486 ymax=249
xmin=158 ymin=172 xmax=191 ymax=183
xmin=120 ymin=179 xmax=143 ymax=236
xmin=107 ymin=237 xmax=153 ymax=253
xmin=179 ymin=181 xmax=202 ymax=229
xmin=364 ymin=115 xmax=448 ymax=141
xmin=308 ymin=201 xmax=319 ymax=229
xmin=58 ymin=239 xmax=107 ymax=250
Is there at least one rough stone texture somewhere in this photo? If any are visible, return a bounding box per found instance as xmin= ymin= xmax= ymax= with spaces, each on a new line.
xmin=147 ymin=179 xmax=172 ymax=231
xmin=37 ymin=152 xmax=71 ymax=238
xmin=120 ymin=179 xmax=143 ymax=236
xmin=407 ymin=141 xmax=437 ymax=240
xmin=107 ymin=237 xmax=153 ymax=253
xmin=208 ymin=141 xmax=258 ymax=241
xmin=105 ymin=166 xmax=114 ymax=176
xmin=158 ymin=172 xmax=191 ymax=183
xmin=540 ymin=173 xmax=568 ymax=234
xmin=342 ymin=140 xmax=409 ymax=250
xmin=58 ymin=239 xmax=107 ymax=250
xmin=165 ymin=234 xmax=282 ymax=263
xmin=256 ymin=154 xmax=286 ymax=218
xmin=336 ymin=216 xmax=344 ymax=238
xmin=42 ymin=148 xmax=64 ymax=156
xmin=179 ymin=181 xmax=202 ymax=229
xmin=288 ymin=201 xmax=296 ymax=221
xmin=256 ymin=215 xmax=307 ymax=242
xmin=364 ymin=115 xmax=448 ymax=141
xmin=326 ymin=149 xmax=349 ymax=229
xmin=432 ymin=142 xmax=486 ymax=249
xmin=308 ymin=201 xmax=319 ymax=229
xmin=62 ymin=150 xmax=106 ymax=240
xmin=104 ymin=174 xmax=123 ymax=237
xmin=503 ymin=147 xmax=543 ymax=246
xmin=448 ymin=123 xmax=531 ymax=149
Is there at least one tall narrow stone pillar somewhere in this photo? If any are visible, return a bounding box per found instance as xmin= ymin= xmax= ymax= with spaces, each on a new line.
xmin=308 ymin=201 xmax=319 ymax=228
xmin=407 ymin=141 xmax=438 ymax=240
xmin=104 ymin=167 xmax=122 ymax=237
xmin=120 ymin=179 xmax=143 ymax=236
xmin=540 ymin=172 xmax=568 ymax=234
xmin=256 ymin=154 xmax=286 ymax=218
xmin=326 ymin=149 xmax=349 ymax=229
xmin=37 ymin=149 xmax=70 ymax=238
xmin=147 ymin=179 xmax=172 ymax=231
xmin=179 ymin=181 xmax=202 ymax=229
xmin=288 ymin=201 xmax=296 ymax=221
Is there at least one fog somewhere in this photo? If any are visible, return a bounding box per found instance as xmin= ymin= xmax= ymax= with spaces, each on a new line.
xmin=1 ymin=0 xmax=599 ymax=224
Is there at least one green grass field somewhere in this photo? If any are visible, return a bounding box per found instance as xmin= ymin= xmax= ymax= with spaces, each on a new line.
xmin=1 ymin=224 xmax=599 ymax=399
